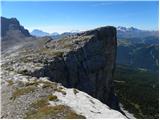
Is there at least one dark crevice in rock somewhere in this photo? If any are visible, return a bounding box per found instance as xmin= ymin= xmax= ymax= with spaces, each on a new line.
xmin=61 ymin=56 xmax=71 ymax=87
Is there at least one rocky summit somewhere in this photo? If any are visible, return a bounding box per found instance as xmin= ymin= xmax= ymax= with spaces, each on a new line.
xmin=1 ymin=17 xmax=30 ymax=37
xmin=1 ymin=17 xmax=126 ymax=119
xmin=1 ymin=17 xmax=32 ymax=51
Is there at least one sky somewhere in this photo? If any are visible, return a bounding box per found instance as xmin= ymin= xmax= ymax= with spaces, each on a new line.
xmin=1 ymin=1 xmax=159 ymax=33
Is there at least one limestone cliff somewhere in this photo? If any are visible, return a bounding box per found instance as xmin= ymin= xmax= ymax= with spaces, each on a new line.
xmin=1 ymin=17 xmax=122 ymax=118
xmin=32 ymin=26 xmax=118 ymax=108
xmin=2 ymin=25 xmax=117 ymax=108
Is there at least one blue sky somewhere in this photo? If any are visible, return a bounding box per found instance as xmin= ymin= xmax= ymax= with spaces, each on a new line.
xmin=1 ymin=1 xmax=159 ymax=33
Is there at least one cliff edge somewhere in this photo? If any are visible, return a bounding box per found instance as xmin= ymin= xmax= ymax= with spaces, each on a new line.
xmin=1 ymin=17 xmax=124 ymax=118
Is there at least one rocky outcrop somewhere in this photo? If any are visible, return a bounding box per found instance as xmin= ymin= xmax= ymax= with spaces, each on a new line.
xmin=26 ymin=26 xmax=118 ymax=109
xmin=1 ymin=17 xmax=31 ymax=37
xmin=1 ymin=17 xmax=32 ymax=51
xmin=1 ymin=17 xmax=118 ymax=112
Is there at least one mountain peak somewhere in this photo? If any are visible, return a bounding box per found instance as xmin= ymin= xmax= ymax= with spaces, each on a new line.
xmin=1 ymin=16 xmax=31 ymax=37
xmin=117 ymin=26 xmax=127 ymax=31
xmin=117 ymin=26 xmax=140 ymax=32
xmin=31 ymin=29 xmax=50 ymax=37
xmin=51 ymin=32 xmax=59 ymax=36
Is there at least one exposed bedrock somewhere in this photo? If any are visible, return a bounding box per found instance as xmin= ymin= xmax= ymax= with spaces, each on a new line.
xmin=31 ymin=26 xmax=118 ymax=109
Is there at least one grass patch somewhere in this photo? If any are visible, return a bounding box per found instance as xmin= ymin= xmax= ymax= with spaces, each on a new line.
xmin=58 ymin=86 xmax=64 ymax=90
xmin=25 ymin=81 xmax=39 ymax=87
xmin=74 ymin=35 xmax=93 ymax=42
xmin=39 ymin=48 xmax=64 ymax=57
xmin=10 ymin=86 xmax=36 ymax=100
xmin=7 ymin=80 xmax=14 ymax=86
xmin=19 ymin=56 xmax=33 ymax=63
xmin=18 ymin=69 xmax=30 ymax=75
xmin=48 ymin=95 xmax=58 ymax=101
xmin=65 ymin=109 xmax=85 ymax=119
xmin=53 ymin=51 xmax=64 ymax=57
xmin=25 ymin=80 xmax=57 ymax=89
xmin=42 ymin=82 xmax=55 ymax=89
xmin=30 ymin=98 xmax=49 ymax=109
xmin=25 ymin=105 xmax=85 ymax=119
xmin=73 ymin=88 xmax=79 ymax=95
xmin=56 ymin=88 xmax=66 ymax=95
xmin=63 ymin=44 xmax=74 ymax=50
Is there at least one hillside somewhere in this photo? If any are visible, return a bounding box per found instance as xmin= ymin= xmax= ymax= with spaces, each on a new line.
xmin=1 ymin=70 xmax=125 ymax=119
xmin=116 ymin=43 xmax=158 ymax=71
xmin=1 ymin=17 xmax=33 ymax=52
xmin=115 ymin=26 xmax=159 ymax=118
xmin=117 ymin=26 xmax=158 ymax=39
xmin=1 ymin=17 xmax=127 ymax=119
xmin=116 ymin=27 xmax=158 ymax=71
xmin=114 ymin=65 xmax=159 ymax=118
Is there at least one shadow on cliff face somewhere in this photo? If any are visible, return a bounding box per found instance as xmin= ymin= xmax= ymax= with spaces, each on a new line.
xmin=26 ymin=27 xmax=120 ymax=111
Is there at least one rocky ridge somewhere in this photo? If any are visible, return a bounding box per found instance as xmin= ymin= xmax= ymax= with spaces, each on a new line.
xmin=1 ymin=17 xmax=33 ymax=51
xmin=1 ymin=17 xmax=126 ymax=118
xmin=3 ymin=26 xmax=118 ymax=107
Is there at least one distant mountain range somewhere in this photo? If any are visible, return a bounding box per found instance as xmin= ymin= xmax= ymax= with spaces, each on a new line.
xmin=116 ymin=26 xmax=159 ymax=72
xmin=31 ymin=29 xmax=59 ymax=37
xmin=30 ymin=29 xmax=78 ymax=37
xmin=117 ymin=26 xmax=158 ymax=39
xmin=31 ymin=29 xmax=50 ymax=37
xmin=30 ymin=26 xmax=158 ymax=38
